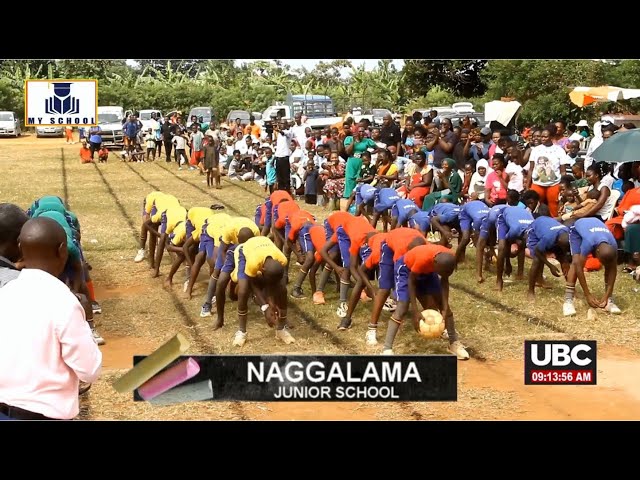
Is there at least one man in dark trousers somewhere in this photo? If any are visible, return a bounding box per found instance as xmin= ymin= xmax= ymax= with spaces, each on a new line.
xmin=161 ymin=118 xmax=175 ymax=162
xmin=274 ymin=119 xmax=294 ymax=193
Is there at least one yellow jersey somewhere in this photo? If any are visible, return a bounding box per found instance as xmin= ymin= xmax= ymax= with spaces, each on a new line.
xmin=144 ymin=191 xmax=164 ymax=214
xmin=163 ymin=206 xmax=187 ymax=235
xmin=204 ymin=213 xmax=231 ymax=246
xmin=151 ymin=194 xmax=181 ymax=223
xmin=170 ymin=221 xmax=187 ymax=246
xmin=221 ymin=217 xmax=261 ymax=245
xmin=187 ymin=207 xmax=215 ymax=241
xmin=231 ymin=236 xmax=288 ymax=282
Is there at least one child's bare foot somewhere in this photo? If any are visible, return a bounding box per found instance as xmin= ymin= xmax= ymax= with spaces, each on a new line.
xmin=535 ymin=281 xmax=553 ymax=289
xmin=151 ymin=270 xmax=160 ymax=278
xmin=527 ymin=291 xmax=536 ymax=301
xmin=213 ymin=318 xmax=224 ymax=330
xmin=515 ymin=274 xmax=524 ymax=281
xmin=496 ymin=279 xmax=503 ymax=292
xmin=477 ymin=275 xmax=484 ymax=284
xmin=163 ymin=279 xmax=172 ymax=289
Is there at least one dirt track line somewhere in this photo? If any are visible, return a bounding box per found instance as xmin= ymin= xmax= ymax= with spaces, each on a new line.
xmin=152 ymin=163 xmax=425 ymax=420
xmin=91 ymin=162 xmax=249 ymax=419
xmin=60 ymin=148 xmax=70 ymax=209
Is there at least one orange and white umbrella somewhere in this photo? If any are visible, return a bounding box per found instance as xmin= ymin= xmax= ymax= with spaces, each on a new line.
xmin=569 ymin=85 xmax=640 ymax=107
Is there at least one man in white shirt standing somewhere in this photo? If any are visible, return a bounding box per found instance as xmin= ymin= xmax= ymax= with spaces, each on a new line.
xmin=274 ymin=120 xmax=294 ymax=192
xmin=290 ymin=112 xmax=310 ymax=149
xmin=0 ymin=217 xmax=102 ymax=420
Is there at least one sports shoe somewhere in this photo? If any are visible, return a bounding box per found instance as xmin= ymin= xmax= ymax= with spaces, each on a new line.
xmin=275 ymin=328 xmax=296 ymax=344
xmin=232 ymin=330 xmax=247 ymax=347
xmin=313 ymin=291 xmax=325 ymax=305
xmin=382 ymin=349 xmax=394 ymax=355
xmin=336 ymin=301 xmax=348 ymax=318
xmin=337 ymin=317 xmax=352 ymax=330
xmin=200 ymin=303 xmax=212 ymax=317
xmin=91 ymin=328 xmax=105 ymax=345
xmin=134 ymin=248 xmax=145 ymax=262
xmin=448 ymin=341 xmax=470 ymax=360
xmin=365 ymin=329 xmax=378 ymax=346
xmin=563 ymin=301 xmax=576 ymax=317
xmin=382 ymin=299 xmax=397 ymax=312
xmin=79 ymin=382 xmax=92 ymax=395
xmin=290 ymin=287 xmax=305 ymax=299
xmin=91 ymin=301 xmax=102 ymax=314
xmin=605 ymin=300 xmax=622 ymax=315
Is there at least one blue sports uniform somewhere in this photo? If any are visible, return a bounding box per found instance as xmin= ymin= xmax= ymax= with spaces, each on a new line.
xmin=569 ymin=218 xmax=617 ymax=257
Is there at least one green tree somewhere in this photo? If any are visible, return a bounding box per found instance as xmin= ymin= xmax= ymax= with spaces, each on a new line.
xmin=401 ymin=60 xmax=487 ymax=98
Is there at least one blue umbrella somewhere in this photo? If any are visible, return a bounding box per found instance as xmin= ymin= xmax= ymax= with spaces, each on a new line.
xmin=590 ymin=129 xmax=640 ymax=163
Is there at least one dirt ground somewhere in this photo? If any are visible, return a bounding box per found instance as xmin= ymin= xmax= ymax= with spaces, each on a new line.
xmin=3 ymin=134 xmax=640 ymax=420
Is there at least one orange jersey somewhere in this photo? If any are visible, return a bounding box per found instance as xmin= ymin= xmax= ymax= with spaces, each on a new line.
xmin=309 ymin=225 xmax=328 ymax=263
xmin=325 ymin=211 xmax=353 ymax=235
xmin=364 ymin=233 xmax=388 ymax=269
xmin=274 ymin=201 xmax=301 ymax=230
xmin=287 ymin=210 xmax=316 ymax=241
xmin=258 ymin=203 xmax=267 ymax=226
xmin=80 ymin=146 xmax=92 ymax=163
xmin=384 ymin=227 xmax=425 ymax=262
xmin=403 ymin=244 xmax=454 ymax=274
xmin=270 ymin=190 xmax=293 ymax=206
xmin=343 ymin=216 xmax=377 ymax=256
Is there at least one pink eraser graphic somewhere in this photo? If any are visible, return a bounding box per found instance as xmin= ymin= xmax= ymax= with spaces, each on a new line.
xmin=137 ymin=358 xmax=201 ymax=401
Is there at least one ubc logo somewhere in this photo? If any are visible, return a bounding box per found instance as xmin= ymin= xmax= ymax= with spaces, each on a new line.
xmin=530 ymin=343 xmax=592 ymax=366
xmin=45 ymin=82 xmax=80 ymax=115
xmin=524 ymin=340 xmax=597 ymax=385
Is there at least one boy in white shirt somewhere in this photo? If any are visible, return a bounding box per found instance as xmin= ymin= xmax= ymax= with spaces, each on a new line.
xmin=505 ymin=147 xmax=524 ymax=193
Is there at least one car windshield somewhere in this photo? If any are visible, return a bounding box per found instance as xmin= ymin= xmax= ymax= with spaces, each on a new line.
xmin=99 ymin=113 xmax=122 ymax=124
xmin=0 ymin=113 xmax=15 ymax=121
xmin=229 ymin=111 xmax=250 ymax=120
xmin=190 ymin=109 xmax=212 ymax=122
xmin=139 ymin=111 xmax=159 ymax=121
xmin=373 ymin=109 xmax=389 ymax=117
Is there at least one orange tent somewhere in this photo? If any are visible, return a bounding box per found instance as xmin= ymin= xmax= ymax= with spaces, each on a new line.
xmin=569 ymin=86 xmax=640 ymax=108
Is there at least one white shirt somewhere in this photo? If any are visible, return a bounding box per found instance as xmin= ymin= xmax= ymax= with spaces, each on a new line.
xmin=172 ymin=135 xmax=186 ymax=150
xmin=291 ymin=123 xmax=310 ymax=149
xmin=505 ymin=161 xmax=524 ymax=192
xmin=234 ymin=140 xmax=248 ymax=155
xmin=275 ymin=129 xmax=293 ymax=157
xmin=529 ymin=144 xmax=572 ymax=187
xmin=0 ymin=269 xmax=102 ymax=419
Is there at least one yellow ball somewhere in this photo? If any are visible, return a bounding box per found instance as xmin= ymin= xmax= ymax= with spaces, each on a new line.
xmin=418 ymin=309 xmax=445 ymax=339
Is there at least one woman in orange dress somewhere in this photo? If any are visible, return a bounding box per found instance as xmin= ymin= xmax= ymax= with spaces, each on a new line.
xmin=396 ymin=150 xmax=433 ymax=208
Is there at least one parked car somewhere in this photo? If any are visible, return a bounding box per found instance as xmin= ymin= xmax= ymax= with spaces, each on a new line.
xmin=138 ymin=109 xmax=163 ymax=131
xmin=226 ymin=110 xmax=251 ymax=127
xmin=36 ymin=126 xmax=65 ymax=138
xmin=187 ymin=107 xmax=214 ymax=128
xmin=0 ymin=111 xmax=21 ymax=137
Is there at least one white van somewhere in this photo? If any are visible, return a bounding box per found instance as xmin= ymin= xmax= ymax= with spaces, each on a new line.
xmin=0 ymin=111 xmax=21 ymax=137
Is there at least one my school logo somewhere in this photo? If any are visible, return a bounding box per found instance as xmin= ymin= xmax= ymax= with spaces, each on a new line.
xmin=25 ymin=79 xmax=97 ymax=127
xmin=524 ymin=340 xmax=597 ymax=385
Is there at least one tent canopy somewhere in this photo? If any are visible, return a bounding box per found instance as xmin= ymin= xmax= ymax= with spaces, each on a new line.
xmin=569 ymin=85 xmax=640 ymax=107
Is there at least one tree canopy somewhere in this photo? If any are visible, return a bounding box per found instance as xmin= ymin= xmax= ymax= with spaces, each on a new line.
xmin=2 ymin=59 xmax=640 ymax=128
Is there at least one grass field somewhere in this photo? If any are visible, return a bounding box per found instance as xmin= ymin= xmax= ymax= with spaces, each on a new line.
xmin=3 ymin=134 xmax=640 ymax=420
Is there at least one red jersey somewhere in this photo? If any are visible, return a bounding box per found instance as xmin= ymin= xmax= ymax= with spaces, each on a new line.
xmin=384 ymin=227 xmax=425 ymax=262
xmin=287 ymin=211 xmax=316 ymax=241
xmin=274 ymin=201 xmax=301 ymax=230
xmin=403 ymin=244 xmax=454 ymax=274
xmin=364 ymin=233 xmax=388 ymax=269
